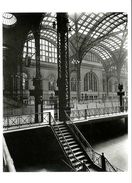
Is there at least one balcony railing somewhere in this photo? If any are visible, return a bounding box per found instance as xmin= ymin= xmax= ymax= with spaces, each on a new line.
xmin=3 ymin=112 xmax=51 ymax=131
xmin=68 ymin=106 xmax=128 ymax=121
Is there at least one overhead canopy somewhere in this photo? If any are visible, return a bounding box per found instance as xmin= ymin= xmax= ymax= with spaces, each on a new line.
xmin=4 ymin=12 xmax=127 ymax=74
xmin=40 ymin=13 xmax=127 ymax=68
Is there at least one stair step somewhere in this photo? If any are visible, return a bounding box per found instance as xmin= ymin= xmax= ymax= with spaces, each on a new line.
xmin=67 ymin=144 xmax=79 ymax=148
xmin=59 ymin=129 xmax=68 ymax=133
xmin=72 ymin=147 xmax=82 ymax=151
xmin=72 ymin=161 xmax=82 ymax=167
xmin=68 ymin=150 xmax=85 ymax=159
xmin=66 ymin=147 xmax=81 ymax=153
xmin=62 ymin=141 xmax=76 ymax=149
xmin=76 ymin=155 xmax=86 ymax=160
xmin=70 ymin=154 xmax=84 ymax=162
xmin=73 ymin=151 xmax=83 ymax=156
xmin=76 ymin=166 xmax=83 ymax=171
xmin=68 ymin=153 xmax=75 ymax=158
xmin=62 ymin=132 xmax=71 ymax=135
xmin=56 ymin=131 xmax=69 ymax=135
xmin=56 ymin=132 xmax=70 ymax=137
xmin=57 ymin=132 xmax=70 ymax=136
xmin=57 ymin=123 xmax=65 ymax=126
xmin=64 ymin=146 xmax=75 ymax=150
xmin=65 ymin=140 xmax=76 ymax=145
xmin=61 ymin=135 xmax=72 ymax=139
xmin=63 ymin=141 xmax=76 ymax=146
xmin=55 ymin=128 xmax=67 ymax=131
xmin=60 ymin=138 xmax=74 ymax=143
xmin=53 ymin=124 xmax=65 ymax=129
xmin=74 ymin=162 xmax=88 ymax=170
xmin=58 ymin=126 xmax=67 ymax=129
xmin=65 ymin=138 xmax=75 ymax=142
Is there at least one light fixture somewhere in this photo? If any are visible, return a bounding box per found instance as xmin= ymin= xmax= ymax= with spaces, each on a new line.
xmin=2 ymin=13 xmax=17 ymax=28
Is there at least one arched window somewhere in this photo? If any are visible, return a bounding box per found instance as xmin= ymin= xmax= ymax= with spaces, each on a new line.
xmin=22 ymin=73 xmax=28 ymax=90
xmin=84 ymin=72 xmax=98 ymax=91
xmin=103 ymin=78 xmax=106 ymax=92
xmin=48 ymin=75 xmax=56 ymax=91
xmin=114 ymin=81 xmax=118 ymax=92
xmin=23 ymin=33 xmax=57 ymax=64
xmin=71 ymin=77 xmax=77 ymax=91
xmin=108 ymin=80 xmax=112 ymax=92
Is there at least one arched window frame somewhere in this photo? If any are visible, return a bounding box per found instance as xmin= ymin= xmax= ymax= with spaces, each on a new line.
xmin=108 ymin=79 xmax=113 ymax=92
xmin=71 ymin=77 xmax=77 ymax=91
xmin=48 ymin=75 xmax=56 ymax=91
xmin=22 ymin=73 xmax=28 ymax=90
xmin=84 ymin=71 xmax=98 ymax=92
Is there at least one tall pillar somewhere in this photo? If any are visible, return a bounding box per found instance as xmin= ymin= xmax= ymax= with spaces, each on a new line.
xmin=57 ymin=13 xmax=70 ymax=121
xmin=19 ymin=56 xmax=23 ymax=102
xmin=33 ymin=29 xmax=43 ymax=122
xmin=76 ymin=63 xmax=81 ymax=102
xmin=106 ymin=76 xmax=109 ymax=97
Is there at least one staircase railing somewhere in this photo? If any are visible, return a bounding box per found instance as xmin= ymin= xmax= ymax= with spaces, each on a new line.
xmin=50 ymin=115 xmax=90 ymax=171
xmin=65 ymin=111 xmax=121 ymax=172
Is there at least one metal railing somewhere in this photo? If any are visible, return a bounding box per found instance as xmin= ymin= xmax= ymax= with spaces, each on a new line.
xmin=50 ymin=115 xmax=90 ymax=171
xmin=68 ymin=106 xmax=128 ymax=121
xmin=65 ymin=111 xmax=121 ymax=172
xmin=3 ymin=112 xmax=51 ymax=131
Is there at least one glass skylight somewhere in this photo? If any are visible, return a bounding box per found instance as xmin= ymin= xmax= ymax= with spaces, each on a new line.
xmin=2 ymin=13 xmax=17 ymax=27
xmin=23 ymin=12 xmax=127 ymax=68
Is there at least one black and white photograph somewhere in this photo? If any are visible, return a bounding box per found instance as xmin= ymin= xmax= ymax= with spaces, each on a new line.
xmin=1 ymin=0 xmax=131 ymax=183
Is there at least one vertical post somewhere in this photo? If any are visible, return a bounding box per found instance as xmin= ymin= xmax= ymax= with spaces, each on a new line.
xmin=49 ymin=112 xmax=51 ymax=126
xmin=117 ymin=84 xmax=125 ymax=112
xmin=101 ymin=152 xmax=106 ymax=171
xmin=77 ymin=63 xmax=81 ymax=102
xmin=32 ymin=29 xmax=43 ymax=123
xmin=19 ymin=57 xmax=23 ymax=103
xmin=57 ymin=13 xmax=71 ymax=121
xmin=41 ymin=99 xmax=43 ymax=122
xmin=85 ymin=109 xmax=87 ymax=119
xmin=54 ymin=95 xmax=58 ymax=121
xmin=106 ymin=76 xmax=109 ymax=97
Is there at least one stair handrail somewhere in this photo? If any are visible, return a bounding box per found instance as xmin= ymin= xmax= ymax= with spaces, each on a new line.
xmin=105 ymin=157 xmax=123 ymax=172
xmin=65 ymin=110 xmax=119 ymax=172
xmin=50 ymin=115 xmax=90 ymax=171
xmin=65 ymin=110 xmax=101 ymax=163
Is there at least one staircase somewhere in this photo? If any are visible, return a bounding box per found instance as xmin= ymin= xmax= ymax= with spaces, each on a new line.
xmin=50 ymin=113 xmax=121 ymax=172
xmin=51 ymin=122 xmax=97 ymax=171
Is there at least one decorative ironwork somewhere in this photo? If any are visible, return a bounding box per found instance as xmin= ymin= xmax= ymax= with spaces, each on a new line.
xmin=65 ymin=111 xmax=123 ymax=172
xmin=3 ymin=112 xmax=51 ymax=131
xmin=57 ymin=13 xmax=71 ymax=121
xmin=67 ymin=106 xmax=127 ymax=121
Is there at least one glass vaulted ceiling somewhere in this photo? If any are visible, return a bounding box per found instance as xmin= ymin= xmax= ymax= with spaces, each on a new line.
xmin=26 ymin=12 xmax=127 ymax=63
